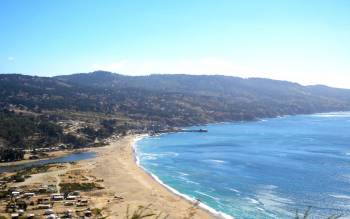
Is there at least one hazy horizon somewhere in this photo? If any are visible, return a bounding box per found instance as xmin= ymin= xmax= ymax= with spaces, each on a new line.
xmin=1 ymin=0 xmax=349 ymax=88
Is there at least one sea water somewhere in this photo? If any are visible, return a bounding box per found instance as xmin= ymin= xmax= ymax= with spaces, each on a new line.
xmin=135 ymin=112 xmax=350 ymax=219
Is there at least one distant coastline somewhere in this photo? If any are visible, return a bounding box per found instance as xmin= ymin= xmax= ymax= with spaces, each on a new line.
xmin=133 ymin=112 xmax=350 ymax=218
xmin=2 ymin=112 xmax=349 ymax=218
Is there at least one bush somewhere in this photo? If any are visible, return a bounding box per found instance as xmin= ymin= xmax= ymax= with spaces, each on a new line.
xmin=125 ymin=204 xmax=168 ymax=219
xmin=59 ymin=182 xmax=99 ymax=193
xmin=0 ymin=191 xmax=9 ymax=199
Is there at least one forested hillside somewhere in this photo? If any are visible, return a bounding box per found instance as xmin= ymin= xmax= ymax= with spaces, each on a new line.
xmin=1 ymin=71 xmax=350 ymax=150
xmin=56 ymin=71 xmax=350 ymax=116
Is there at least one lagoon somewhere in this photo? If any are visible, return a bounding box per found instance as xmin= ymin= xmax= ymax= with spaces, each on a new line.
xmin=0 ymin=151 xmax=96 ymax=173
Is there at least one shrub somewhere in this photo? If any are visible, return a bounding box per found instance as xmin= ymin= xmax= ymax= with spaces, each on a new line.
xmin=59 ymin=182 xmax=99 ymax=193
xmin=125 ymin=204 xmax=168 ymax=219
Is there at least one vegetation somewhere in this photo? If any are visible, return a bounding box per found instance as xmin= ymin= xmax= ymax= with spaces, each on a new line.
xmin=78 ymin=119 xmax=118 ymax=140
xmin=21 ymin=164 xmax=51 ymax=175
xmin=91 ymin=208 xmax=103 ymax=217
xmin=0 ymin=165 xmax=51 ymax=183
xmin=0 ymin=108 xmax=101 ymax=159
xmin=0 ymin=109 xmax=64 ymax=148
xmin=1 ymin=71 xmax=350 ymax=154
xmin=0 ymin=72 xmax=348 ymax=217
xmin=183 ymin=201 xmax=199 ymax=219
xmin=125 ymin=204 xmax=168 ymax=219
xmin=59 ymin=182 xmax=100 ymax=193
xmin=2 ymin=72 xmax=350 ymax=128
xmin=0 ymin=191 xmax=10 ymax=199
xmin=0 ymin=148 xmax=24 ymax=162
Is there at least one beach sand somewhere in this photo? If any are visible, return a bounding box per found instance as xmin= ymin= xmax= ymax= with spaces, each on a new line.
xmin=81 ymin=135 xmax=216 ymax=219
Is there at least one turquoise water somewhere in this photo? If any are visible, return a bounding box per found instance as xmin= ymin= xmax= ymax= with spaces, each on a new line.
xmin=135 ymin=112 xmax=350 ymax=219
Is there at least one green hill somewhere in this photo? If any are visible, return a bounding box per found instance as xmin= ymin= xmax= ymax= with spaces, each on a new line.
xmin=1 ymin=71 xmax=350 ymax=149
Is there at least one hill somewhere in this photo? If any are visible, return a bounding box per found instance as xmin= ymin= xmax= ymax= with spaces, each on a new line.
xmin=56 ymin=71 xmax=350 ymax=116
xmin=0 ymin=71 xmax=350 ymax=150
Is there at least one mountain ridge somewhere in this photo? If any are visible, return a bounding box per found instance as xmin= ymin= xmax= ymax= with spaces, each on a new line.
xmin=1 ymin=71 xmax=350 ymax=124
xmin=1 ymin=71 xmax=350 ymax=149
xmin=55 ymin=71 xmax=350 ymax=105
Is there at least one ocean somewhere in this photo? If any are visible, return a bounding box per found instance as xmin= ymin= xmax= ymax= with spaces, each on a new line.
xmin=135 ymin=112 xmax=350 ymax=219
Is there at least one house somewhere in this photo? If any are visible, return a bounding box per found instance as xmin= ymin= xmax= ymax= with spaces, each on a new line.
xmin=64 ymin=201 xmax=74 ymax=206
xmin=11 ymin=213 xmax=19 ymax=219
xmin=63 ymin=209 xmax=73 ymax=218
xmin=11 ymin=191 xmax=20 ymax=197
xmin=84 ymin=210 xmax=92 ymax=217
xmin=66 ymin=195 xmax=77 ymax=200
xmin=76 ymin=199 xmax=88 ymax=207
xmin=70 ymin=191 xmax=80 ymax=196
xmin=17 ymin=209 xmax=24 ymax=215
xmin=29 ymin=155 xmax=40 ymax=160
xmin=23 ymin=192 xmax=35 ymax=198
xmin=37 ymin=204 xmax=51 ymax=209
xmin=79 ymin=199 xmax=88 ymax=204
xmin=6 ymin=203 xmax=17 ymax=212
xmin=27 ymin=213 xmax=35 ymax=219
xmin=37 ymin=197 xmax=50 ymax=204
xmin=38 ymin=187 xmax=48 ymax=193
xmin=46 ymin=214 xmax=58 ymax=219
xmin=44 ymin=209 xmax=55 ymax=215
xmin=59 ymin=144 xmax=69 ymax=149
xmin=50 ymin=193 xmax=64 ymax=201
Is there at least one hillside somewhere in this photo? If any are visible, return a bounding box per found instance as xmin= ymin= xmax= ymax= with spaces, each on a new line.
xmin=1 ymin=71 xmax=350 ymax=150
xmin=56 ymin=71 xmax=350 ymax=115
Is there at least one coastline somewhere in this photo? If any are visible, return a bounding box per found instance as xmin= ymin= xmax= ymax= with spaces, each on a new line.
xmin=133 ymin=134 xmax=235 ymax=219
xmin=4 ymin=112 xmax=349 ymax=217
xmin=2 ymin=112 xmax=349 ymax=218
xmin=81 ymin=135 xmax=217 ymax=219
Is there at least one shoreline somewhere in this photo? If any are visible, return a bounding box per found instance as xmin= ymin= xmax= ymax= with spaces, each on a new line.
xmin=81 ymin=135 xmax=216 ymax=219
xmin=132 ymin=134 xmax=234 ymax=219
xmin=3 ymin=112 xmax=349 ymax=217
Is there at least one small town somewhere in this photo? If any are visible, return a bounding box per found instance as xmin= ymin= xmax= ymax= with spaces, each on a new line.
xmin=0 ymin=161 xmax=114 ymax=219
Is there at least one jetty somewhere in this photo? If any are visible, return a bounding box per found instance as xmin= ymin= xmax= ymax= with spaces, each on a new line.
xmin=155 ymin=128 xmax=208 ymax=134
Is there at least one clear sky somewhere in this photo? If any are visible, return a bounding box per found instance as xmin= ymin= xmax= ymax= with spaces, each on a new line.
xmin=1 ymin=0 xmax=349 ymax=88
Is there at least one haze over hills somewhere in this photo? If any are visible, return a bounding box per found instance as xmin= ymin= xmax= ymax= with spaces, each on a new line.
xmin=1 ymin=71 xmax=350 ymax=150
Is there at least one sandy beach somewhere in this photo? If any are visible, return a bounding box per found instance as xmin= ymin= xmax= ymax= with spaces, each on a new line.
xmin=81 ymin=135 xmax=216 ymax=219
xmin=0 ymin=135 xmax=216 ymax=218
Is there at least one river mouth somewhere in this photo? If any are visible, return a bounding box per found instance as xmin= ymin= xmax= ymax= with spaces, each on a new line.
xmin=0 ymin=151 xmax=96 ymax=173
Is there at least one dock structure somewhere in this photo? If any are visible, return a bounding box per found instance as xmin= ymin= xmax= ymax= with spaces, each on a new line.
xmin=155 ymin=128 xmax=208 ymax=134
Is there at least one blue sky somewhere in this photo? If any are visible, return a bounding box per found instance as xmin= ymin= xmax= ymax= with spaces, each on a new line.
xmin=1 ymin=0 xmax=349 ymax=88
